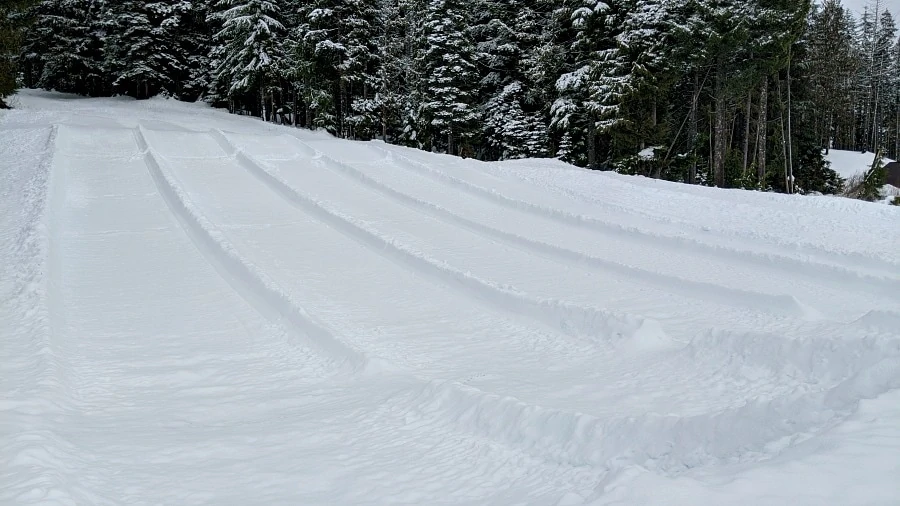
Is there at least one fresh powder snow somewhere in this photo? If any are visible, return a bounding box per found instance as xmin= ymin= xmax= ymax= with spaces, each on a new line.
xmin=2 ymin=91 xmax=899 ymax=505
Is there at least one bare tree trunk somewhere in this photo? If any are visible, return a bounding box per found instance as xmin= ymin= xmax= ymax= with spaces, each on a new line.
xmin=894 ymin=101 xmax=900 ymax=160
xmin=709 ymin=112 xmax=714 ymax=178
xmin=776 ymin=75 xmax=790 ymax=192
xmin=713 ymin=63 xmax=728 ymax=188
xmin=742 ymin=92 xmax=752 ymax=177
xmin=757 ymin=77 xmax=768 ymax=185
xmin=689 ymin=72 xmax=699 ymax=184
xmin=260 ymin=88 xmax=267 ymax=122
xmin=587 ymin=120 xmax=597 ymax=169
xmin=871 ymin=87 xmax=879 ymax=153
xmin=786 ymin=53 xmax=795 ymax=194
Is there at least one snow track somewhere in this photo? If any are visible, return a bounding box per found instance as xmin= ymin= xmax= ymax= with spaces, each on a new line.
xmin=215 ymin=132 xmax=666 ymax=351
xmin=2 ymin=92 xmax=899 ymax=505
xmin=377 ymin=144 xmax=900 ymax=300
xmin=282 ymin=136 xmax=811 ymax=319
xmin=135 ymin=127 xmax=373 ymax=373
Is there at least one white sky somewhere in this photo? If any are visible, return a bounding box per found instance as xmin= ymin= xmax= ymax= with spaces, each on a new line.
xmin=841 ymin=0 xmax=900 ymax=15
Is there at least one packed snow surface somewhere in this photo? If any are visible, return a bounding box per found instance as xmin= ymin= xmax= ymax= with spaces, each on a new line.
xmin=2 ymin=91 xmax=899 ymax=505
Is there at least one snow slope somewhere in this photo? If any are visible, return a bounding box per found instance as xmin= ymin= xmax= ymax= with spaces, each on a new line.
xmin=825 ymin=149 xmax=894 ymax=180
xmin=2 ymin=90 xmax=899 ymax=505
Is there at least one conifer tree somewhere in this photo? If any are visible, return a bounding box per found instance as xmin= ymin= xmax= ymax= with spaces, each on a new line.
xmin=418 ymin=0 xmax=479 ymax=155
xmin=21 ymin=0 xmax=108 ymax=96
xmin=476 ymin=0 xmax=549 ymax=159
xmin=209 ymin=0 xmax=286 ymax=120
xmin=105 ymin=1 xmax=188 ymax=99
xmin=0 ymin=1 xmax=35 ymax=107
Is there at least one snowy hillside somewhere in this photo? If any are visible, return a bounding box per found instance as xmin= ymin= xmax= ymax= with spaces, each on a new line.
xmin=2 ymin=91 xmax=899 ymax=505
xmin=826 ymin=149 xmax=899 ymax=203
xmin=825 ymin=148 xmax=894 ymax=180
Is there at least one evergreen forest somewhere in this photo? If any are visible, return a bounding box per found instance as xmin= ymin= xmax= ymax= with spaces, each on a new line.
xmin=3 ymin=0 xmax=899 ymax=196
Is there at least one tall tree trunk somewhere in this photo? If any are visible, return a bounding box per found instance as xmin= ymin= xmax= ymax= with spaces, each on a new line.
xmin=688 ymin=72 xmax=699 ymax=184
xmin=776 ymin=75 xmax=790 ymax=193
xmin=742 ymin=92 xmax=752 ymax=177
xmin=260 ymin=87 xmax=267 ymax=122
xmin=870 ymin=87 xmax=879 ymax=153
xmin=587 ymin=124 xmax=597 ymax=169
xmin=757 ymin=77 xmax=768 ymax=185
xmin=713 ymin=63 xmax=728 ymax=188
xmin=786 ymin=53 xmax=794 ymax=194
xmin=894 ymin=105 xmax=900 ymax=160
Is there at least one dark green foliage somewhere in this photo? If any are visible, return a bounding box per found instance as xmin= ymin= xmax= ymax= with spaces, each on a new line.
xmin=859 ymin=152 xmax=888 ymax=201
xmin=1 ymin=1 xmax=38 ymax=106
xmin=795 ymin=129 xmax=844 ymax=195
xmin=13 ymin=0 xmax=899 ymax=200
xmin=20 ymin=0 xmax=109 ymax=96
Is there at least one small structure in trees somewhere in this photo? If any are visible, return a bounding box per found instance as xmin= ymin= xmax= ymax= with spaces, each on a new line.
xmin=884 ymin=162 xmax=900 ymax=187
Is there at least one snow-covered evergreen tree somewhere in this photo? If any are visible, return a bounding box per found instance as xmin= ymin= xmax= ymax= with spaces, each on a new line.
xmin=209 ymin=0 xmax=286 ymax=120
xmin=0 ymin=1 xmax=34 ymax=106
xmin=11 ymin=0 xmax=887 ymax=197
xmin=105 ymin=1 xmax=193 ymax=99
xmin=418 ymin=0 xmax=479 ymax=155
xmin=475 ymin=0 xmax=550 ymax=159
xmin=21 ymin=0 xmax=108 ymax=96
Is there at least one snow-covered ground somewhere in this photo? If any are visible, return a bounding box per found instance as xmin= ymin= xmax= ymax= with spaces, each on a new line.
xmin=825 ymin=148 xmax=894 ymax=181
xmin=825 ymin=149 xmax=898 ymax=204
xmin=2 ymin=90 xmax=899 ymax=505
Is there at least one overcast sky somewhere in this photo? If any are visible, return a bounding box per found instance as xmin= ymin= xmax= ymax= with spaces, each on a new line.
xmin=840 ymin=0 xmax=900 ymax=15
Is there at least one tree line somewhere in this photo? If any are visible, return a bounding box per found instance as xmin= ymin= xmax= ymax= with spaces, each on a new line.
xmin=3 ymin=0 xmax=899 ymax=197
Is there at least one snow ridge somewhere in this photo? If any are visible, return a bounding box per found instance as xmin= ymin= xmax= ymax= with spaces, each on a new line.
xmin=379 ymin=145 xmax=900 ymax=298
xmin=214 ymin=131 xmax=668 ymax=349
xmin=287 ymin=136 xmax=808 ymax=318
xmin=0 ymin=124 xmax=87 ymax=505
xmin=135 ymin=127 xmax=377 ymax=374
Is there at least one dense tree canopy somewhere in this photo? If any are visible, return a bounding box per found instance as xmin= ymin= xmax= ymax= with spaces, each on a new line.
xmin=8 ymin=0 xmax=900 ymax=196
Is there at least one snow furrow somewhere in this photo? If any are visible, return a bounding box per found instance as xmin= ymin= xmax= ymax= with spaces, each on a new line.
xmin=0 ymin=124 xmax=93 ymax=506
xmin=492 ymin=160 xmax=900 ymax=273
xmin=302 ymin=141 xmax=887 ymax=323
xmin=168 ymin=127 xmax=900 ymax=480
xmin=408 ymin=356 xmax=900 ymax=475
xmin=398 ymin=328 xmax=900 ymax=476
xmin=287 ymin=137 xmax=807 ymax=318
xmin=216 ymin=134 xmax=665 ymax=349
xmin=113 ymin=131 xmax=900 ymax=481
xmin=134 ymin=127 xmax=375 ymax=374
xmin=375 ymin=145 xmax=900 ymax=298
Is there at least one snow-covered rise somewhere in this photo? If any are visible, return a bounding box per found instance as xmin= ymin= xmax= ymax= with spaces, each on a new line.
xmin=825 ymin=148 xmax=895 ymax=180
xmin=1 ymin=90 xmax=899 ymax=505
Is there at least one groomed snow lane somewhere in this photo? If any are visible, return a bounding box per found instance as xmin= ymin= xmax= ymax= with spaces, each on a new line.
xmin=2 ymin=91 xmax=899 ymax=505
